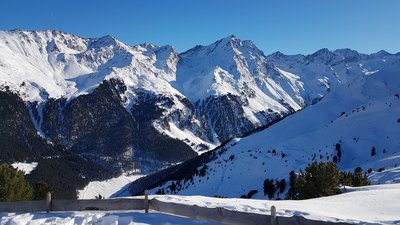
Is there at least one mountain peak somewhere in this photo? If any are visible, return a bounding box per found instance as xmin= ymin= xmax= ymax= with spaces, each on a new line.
xmin=372 ymin=50 xmax=391 ymax=57
xmin=219 ymin=35 xmax=238 ymax=42
xmin=269 ymin=51 xmax=286 ymax=58
xmin=311 ymin=48 xmax=331 ymax=56
xmin=333 ymin=48 xmax=361 ymax=60
xmin=86 ymin=34 xmax=132 ymax=52
xmin=226 ymin=34 xmax=237 ymax=39
xmin=95 ymin=35 xmax=118 ymax=45
xmin=224 ymin=34 xmax=241 ymax=42
xmin=308 ymin=48 xmax=336 ymax=62
xmin=211 ymin=35 xmax=260 ymax=54
xmin=213 ymin=35 xmax=240 ymax=47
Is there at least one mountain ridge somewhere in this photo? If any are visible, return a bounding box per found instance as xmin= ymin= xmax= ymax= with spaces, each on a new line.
xmin=1 ymin=30 xmax=399 ymax=199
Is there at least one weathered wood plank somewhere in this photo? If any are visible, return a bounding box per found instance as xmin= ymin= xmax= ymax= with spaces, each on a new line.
xmin=52 ymin=198 xmax=146 ymax=211
xmin=0 ymin=198 xmax=146 ymax=212
xmin=150 ymin=198 xmax=268 ymax=225
xmin=0 ymin=197 xmax=352 ymax=225
xmin=149 ymin=199 xmax=351 ymax=225
xmin=0 ymin=200 xmax=47 ymax=212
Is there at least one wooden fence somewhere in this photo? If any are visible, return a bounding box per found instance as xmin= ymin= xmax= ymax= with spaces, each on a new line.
xmin=0 ymin=192 xmax=350 ymax=225
xmin=0 ymin=192 xmax=148 ymax=213
xmin=149 ymin=199 xmax=350 ymax=225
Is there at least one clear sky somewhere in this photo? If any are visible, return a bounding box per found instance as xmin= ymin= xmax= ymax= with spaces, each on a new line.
xmin=0 ymin=0 xmax=399 ymax=55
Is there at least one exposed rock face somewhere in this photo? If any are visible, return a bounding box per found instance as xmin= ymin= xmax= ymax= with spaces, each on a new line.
xmin=0 ymin=90 xmax=57 ymax=162
xmin=196 ymin=94 xmax=285 ymax=142
xmin=0 ymin=90 xmax=113 ymax=199
xmin=130 ymin=90 xmax=197 ymax=172
xmin=40 ymin=79 xmax=137 ymax=170
xmin=36 ymin=79 xmax=198 ymax=172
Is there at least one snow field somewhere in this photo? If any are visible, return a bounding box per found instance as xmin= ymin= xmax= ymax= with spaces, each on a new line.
xmin=11 ymin=162 xmax=38 ymax=175
xmin=78 ymin=174 xmax=144 ymax=199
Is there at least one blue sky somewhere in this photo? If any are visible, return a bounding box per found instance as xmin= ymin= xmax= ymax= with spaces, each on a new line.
xmin=0 ymin=0 xmax=399 ymax=55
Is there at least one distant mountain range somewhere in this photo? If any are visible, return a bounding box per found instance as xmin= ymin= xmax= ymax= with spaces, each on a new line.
xmin=0 ymin=30 xmax=399 ymax=198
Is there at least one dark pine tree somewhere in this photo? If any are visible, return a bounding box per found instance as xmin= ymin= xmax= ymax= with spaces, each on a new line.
xmin=263 ymin=179 xmax=276 ymax=199
xmin=371 ymin=147 xmax=376 ymax=156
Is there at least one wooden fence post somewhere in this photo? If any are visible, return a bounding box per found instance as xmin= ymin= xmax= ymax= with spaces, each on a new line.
xmin=46 ymin=192 xmax=52 ymax=213
xmin=144 ymin=189 xmax=149 ymax=213
xmin=270 ymin=205 xmax=276 ymax=225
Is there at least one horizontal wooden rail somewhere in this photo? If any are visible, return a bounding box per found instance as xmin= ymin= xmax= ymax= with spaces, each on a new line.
xmin=0 ymin=200 xmax=48 ymax=212
xmin=150 ymin=198 xmax=267 ymax=225
xmin=0 ymin=198 xmax=147 ymax=213
xmin=0 ymin=192 xmax=148 ymax=213
xmin=149 ymin=199 xmax=351 ymax=225
xmin=0 ymin=191 xmax=351 ymax=225
xmin=52 ymin=198 xmax=146 ymax=211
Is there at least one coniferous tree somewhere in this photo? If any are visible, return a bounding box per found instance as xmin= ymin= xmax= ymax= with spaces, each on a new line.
xmin=32 ymin=181 xmax=52 ymax=200
xmin=339 ymin=171 xmax=353 ymax=186
xmin=351 ymin=167 xmax=370 ymax=186
xmin=332 ymin=156 xmax=338 ymax=163
xmin=295 ymin=162 xmax=340 ymax=199
xmin=339 ymin=167 xmax=370 ymax=187
xmin=371 ymin=147 xmax=376 ymax=156
xmin=263 ymin=179 xmax=276 ymax=199
xmin=95 ymin=194 xmax=103 ymax=200
xmin=335 ymin=143 xmax=342 ymax=161
xmin=278 ymin=179 xmax=286 ymax=193
xmin=199 ymin=165 xmax=208 ymax=177
xmin=0 ymin=164 xmax=33 ymax=201
xmin=286 ymin=170 xmax=298 ymax=200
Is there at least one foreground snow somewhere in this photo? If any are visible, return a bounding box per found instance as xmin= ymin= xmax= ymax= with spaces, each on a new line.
xmin=78 ymin=174 xmax=143 ymax=199
xmin=0 ymin=211 xmax=223 ymax=225
xmin=11 ymin=162 xmax=38 ymax=175
xmin=154 ymin=183 xmax=400 ymax=224
xmin=1 ymin=184 xmax=398 ymax=224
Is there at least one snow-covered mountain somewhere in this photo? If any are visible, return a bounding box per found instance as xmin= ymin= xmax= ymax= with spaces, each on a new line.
xmin=0 ymin=30 xmax=297 ymax=172
xmin=129 ymin=55 xmax=400 ymax=198
xmin=1 ymin=30 xmax=399 ymax=199
xmin=0 ymin=30 xmax=180 ymax=102
xmin=0 ymin=30 xmax=200 ymax=173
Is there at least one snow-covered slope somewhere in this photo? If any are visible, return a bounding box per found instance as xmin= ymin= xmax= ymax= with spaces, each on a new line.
xmin=175 ymin=36 xmax=304 ymax=111
xmin=78 ymin=173 xmax=143 ymax=199
xmin=0 ymin=30 xmax=180 ymax=102
xmin=0 ymin=30 xmax=216 ymax=158
xmin=145 ymin=62 xmax=400 ymax=198
xmin=0 ymin=211 xmax=223 ymax=225
xmin=153 ymin=183 xmax=400 ymax=224
xmin=11 ymin=162 xmax=38 ymax=175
